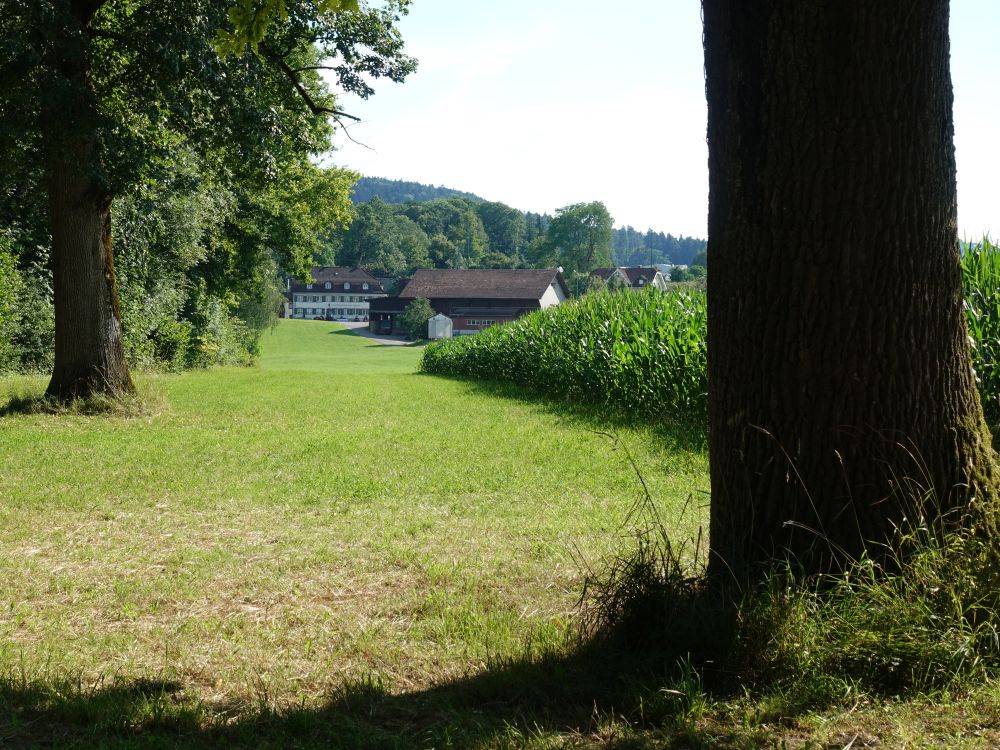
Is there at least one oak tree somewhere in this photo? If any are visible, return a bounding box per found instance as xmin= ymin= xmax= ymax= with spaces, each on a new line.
xmin=702 ymin=0 xmax=997 ymax=579
xmin=2 ymin=0 xmax=414 ymax=399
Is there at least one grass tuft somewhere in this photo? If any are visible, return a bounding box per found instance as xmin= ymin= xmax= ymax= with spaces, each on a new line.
xmin=581 ymin=468 xmax=1000 ymax=722
xmin=0 ymin=378 xmax=167 ymax=418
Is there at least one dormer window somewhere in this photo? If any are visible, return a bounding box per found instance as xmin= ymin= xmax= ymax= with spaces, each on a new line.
xmin=325 ymin=282 xmax=331 ymax=289
xmin=344 ymin=282 xmax=351 ymax=290
xmin=306 ymin=284 xmax=313 ymax=289
xmin=362 ymin=282 xmax=369 ymax=290
xmin=638 ymin=279 xmax=645 ymax=286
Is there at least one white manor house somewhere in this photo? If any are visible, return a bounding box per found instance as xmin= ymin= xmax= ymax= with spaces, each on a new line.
xmin=286 ymin=266 xmax=387 ymax=320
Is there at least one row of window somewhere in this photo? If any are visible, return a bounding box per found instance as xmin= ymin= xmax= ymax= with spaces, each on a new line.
xmin=296 ymin=308 xmax=366 ymax=317
xmin=305 ymin=281 xmax=369 ymax=291
xmin=295 ymin=295 xmax=370 ymax=303
xmin=466 ymin=319 xmax=497 ymax=327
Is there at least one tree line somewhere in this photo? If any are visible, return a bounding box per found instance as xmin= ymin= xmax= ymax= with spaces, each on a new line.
xmin=0 ymin=0 xmax=414 ymax=383
xmin=331 ymin=179 xmax=707 ymax=281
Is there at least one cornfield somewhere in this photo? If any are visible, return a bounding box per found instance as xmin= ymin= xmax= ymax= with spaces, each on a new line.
xmin=962 ymin=236 xmax=1000 ymax=437
xmin=421 ymin=243 xmax=1000 ymax=435
xmin=420 ymin=288 xmax=708 ymax=421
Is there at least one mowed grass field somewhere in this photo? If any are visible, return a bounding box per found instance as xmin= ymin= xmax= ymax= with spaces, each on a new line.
xmin=0 ymin=320 xmax=708 ymax=746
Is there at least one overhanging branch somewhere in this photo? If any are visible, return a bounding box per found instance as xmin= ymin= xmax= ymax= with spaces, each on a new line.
xmin=260 ymin=43 xmax=360 ymax=123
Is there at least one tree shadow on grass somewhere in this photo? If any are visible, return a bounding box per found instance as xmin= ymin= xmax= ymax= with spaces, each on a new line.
xmin=327 ymin=327 xmax=422 ymax=348
xmin=0 ymin=606 xmax=756 ymax=750
xmin=421 ymin=374 xmax=709 ymax=456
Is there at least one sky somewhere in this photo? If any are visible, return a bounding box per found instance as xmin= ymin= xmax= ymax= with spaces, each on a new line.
xmin=327 ymin=1 xmax=999 ymax=241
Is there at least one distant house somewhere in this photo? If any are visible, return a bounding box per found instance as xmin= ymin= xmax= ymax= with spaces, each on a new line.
xmin=286 ymin=267 xmax=387 ymax=320
xmin=369 ymin=268 xmax=568 ymax=335
xmin=589 ymin=266 xmax=669 ymax=291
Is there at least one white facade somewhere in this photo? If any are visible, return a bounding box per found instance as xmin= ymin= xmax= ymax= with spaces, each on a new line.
xmin=290 ymin=289 xmax=383 ymax=320
xmin=288 ymin=269 xmax=387 ymax=320
xmin=539 ymin=281 xmax=567 ymax=309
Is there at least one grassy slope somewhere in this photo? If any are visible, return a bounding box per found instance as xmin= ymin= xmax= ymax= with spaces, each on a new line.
xmin=0 ymin=320 xmax=709 ymax=746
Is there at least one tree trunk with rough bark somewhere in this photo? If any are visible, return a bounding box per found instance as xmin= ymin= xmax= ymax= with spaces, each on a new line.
xmin=703 ymin=0 xmax=997 ymax=579
xmin=46 ymin=147 xmax=132 ymax=399
xmin=43 ymin=0 xmax=133 ymax=400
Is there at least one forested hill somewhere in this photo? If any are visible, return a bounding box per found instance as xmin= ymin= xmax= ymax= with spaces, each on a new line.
xmin=347 ymin=176 xmax=707 ymax=268
xmin=351 ymin=177 xmax=485 ymax=205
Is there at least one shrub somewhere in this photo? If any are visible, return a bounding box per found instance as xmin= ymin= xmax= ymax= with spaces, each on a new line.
xmin=0 ymin=236 xmax=22 ymax=373
xmin=421 ymin=288 xmax=707 ymax=421
xmin=399 ymin=297 xmax=435 ymax=340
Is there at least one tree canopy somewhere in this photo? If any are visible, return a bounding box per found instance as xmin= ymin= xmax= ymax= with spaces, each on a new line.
xmin=0 ymin=0 xmax=415 ymax=393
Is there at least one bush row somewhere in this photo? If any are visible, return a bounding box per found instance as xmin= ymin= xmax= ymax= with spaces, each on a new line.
xmin=420 ymin=288 xmax=708 ymax=421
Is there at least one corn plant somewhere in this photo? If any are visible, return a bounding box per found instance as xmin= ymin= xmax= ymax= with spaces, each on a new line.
xmin=962 ymin=237 xmax=1000 ymax=438
xmin=420 ymin=288 xmax=708 ymax=422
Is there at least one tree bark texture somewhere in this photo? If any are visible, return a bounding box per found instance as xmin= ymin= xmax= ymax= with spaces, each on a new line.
xmin=703 ymin=0 xmax=996 ymax=579
xmin=46 ymin=148 xmax=132 ymax=399
xmin=44 ymin=0 xmax=133 ymax=399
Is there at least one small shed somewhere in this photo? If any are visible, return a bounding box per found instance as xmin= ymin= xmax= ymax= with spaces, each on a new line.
xmin=428 ymin=313 xmax=453 ymax=340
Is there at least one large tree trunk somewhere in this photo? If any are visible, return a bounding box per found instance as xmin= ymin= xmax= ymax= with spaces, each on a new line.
xmin=703 ymin=0 xmax=997 ymax=579
xmin=45 ymin=145 xmax=133 ymax=399
xmin=44 ymin=0 xmax=133 ymax=400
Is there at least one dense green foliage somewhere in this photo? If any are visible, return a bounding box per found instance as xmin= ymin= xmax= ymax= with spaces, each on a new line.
xmin=421 ymin=288 xmax=708 ymax=421
xmin=398 ymin=297 xmax=435 ymax=340
xmin=963 ymin=236 xmax=1000 ymax=437
xmin=0 ymin=0 xmax=414 ymax=376
xmin=328 ymin=194 xmax=548 ymax=273
xmin=613 ymin=226 xmax=706 ymax=267
xmin=342 ymin=177 xmax=707 ymax=275
xmin=526 ymin=201 xmax=614 ymax=276
xmin=350 ymin=176 xmax=485 ymax=204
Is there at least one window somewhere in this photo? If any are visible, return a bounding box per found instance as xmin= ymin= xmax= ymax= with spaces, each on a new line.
xmin=338 ymin=295 xmax=344 ymax=302
xmin=344 ymin=282 xmax=351 ymax=290
xmin=311 ymin=295 xmax=318 ymax=302
xmin=306 ymin=284 xmax=313 ymax=290
xmin=295 ymin=294 xmax=302 ymax=302
xmin=325 ymin=282 xmax=331 ymax=289
xmin=362 ymin=282 xmax=369 ymax=290
xmin=321 ymin=295 xmax=327 ymax=302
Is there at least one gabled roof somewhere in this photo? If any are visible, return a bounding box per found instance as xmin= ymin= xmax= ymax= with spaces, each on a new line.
xmin=589 ymin=266 xmax=661 ymax=287
xmin=620 ymin=267 xmax=659 ymax=286
xmin=290 ymin=266 xmax=385 ymax=294
xmin=590 ymin=268 xmax=619 ymax=281
xmin=399 ymin=269 xmax=567 ymax=301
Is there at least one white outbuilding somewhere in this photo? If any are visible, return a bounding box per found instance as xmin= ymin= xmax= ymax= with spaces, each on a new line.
xmin=427 ymin=313 xmax=453 ymax=340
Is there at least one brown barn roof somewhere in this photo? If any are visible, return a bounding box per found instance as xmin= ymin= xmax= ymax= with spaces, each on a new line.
xmin=399 ymin=269 xmax=566 ymax=301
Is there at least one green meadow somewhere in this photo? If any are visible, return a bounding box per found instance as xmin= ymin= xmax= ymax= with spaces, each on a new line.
xmin=6 ymin=320 xmax=1000 ymax=748
xmin=0 ymin=320 xmax=709 ymax=747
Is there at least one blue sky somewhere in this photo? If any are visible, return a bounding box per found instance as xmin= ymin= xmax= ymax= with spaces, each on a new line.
xmin=329 ymin=2 xmax=998 ymax=241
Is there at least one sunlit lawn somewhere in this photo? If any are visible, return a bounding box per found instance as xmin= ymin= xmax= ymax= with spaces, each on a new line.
xmin=0 ymin=319 xmax=708 ymax=746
